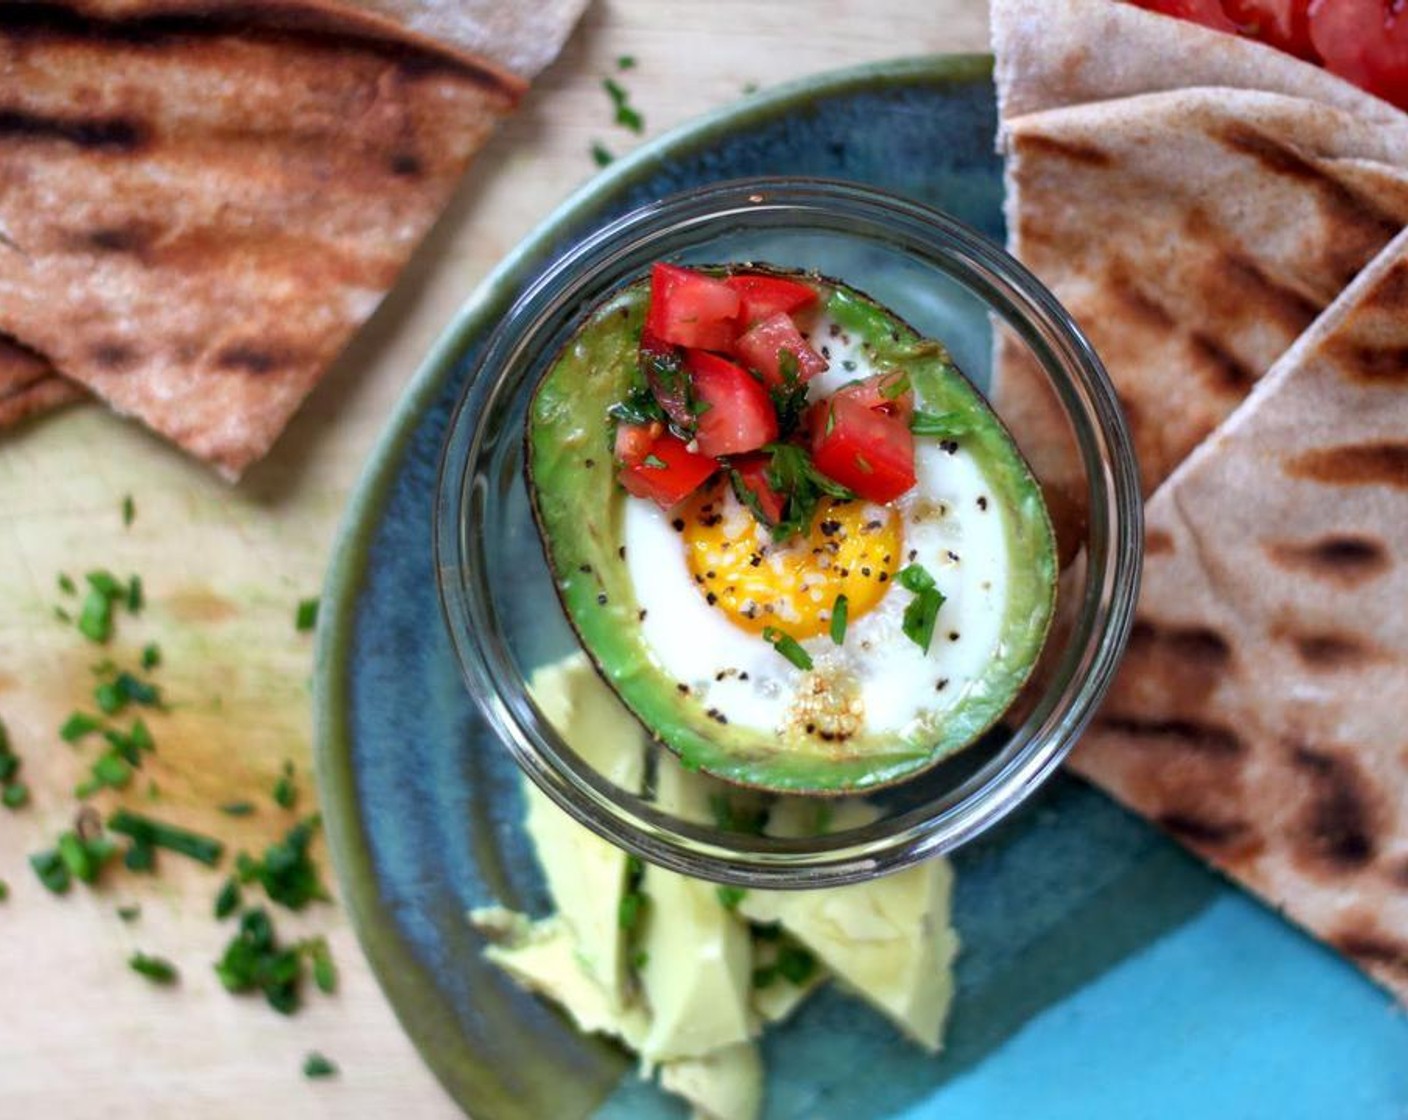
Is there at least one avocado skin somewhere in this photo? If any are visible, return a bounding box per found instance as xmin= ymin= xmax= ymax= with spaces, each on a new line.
xmin=525 ymin=270 xmax=1057 ymax=794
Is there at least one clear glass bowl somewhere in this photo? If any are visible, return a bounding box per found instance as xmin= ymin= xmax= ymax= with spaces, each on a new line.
xmin=434 ymin=178 xmax=1141 ymax=888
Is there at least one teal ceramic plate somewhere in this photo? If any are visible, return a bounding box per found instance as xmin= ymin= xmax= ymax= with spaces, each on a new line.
xmin=314 ymin=56 xmax=1408 ymax=1119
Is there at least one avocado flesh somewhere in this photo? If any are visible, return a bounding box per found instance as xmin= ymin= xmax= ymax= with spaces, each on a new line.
xmin=526 ymin=274 xmax=1057 ymax=793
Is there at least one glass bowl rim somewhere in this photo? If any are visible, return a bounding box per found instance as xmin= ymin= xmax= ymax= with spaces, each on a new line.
xmin=433 ymin=175 xmax=1143 ymax=888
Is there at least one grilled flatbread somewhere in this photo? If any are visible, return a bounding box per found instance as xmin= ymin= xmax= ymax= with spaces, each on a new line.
xmin=0 ymin=339 xmax=84 ymax=428
xmin=1071 ymin=228 xmax=1408 ymax=1005
xmin=0 ymin=1 xmax=567 ymax=477
xmin=994 ymin=87 xmax=1408 ymax=550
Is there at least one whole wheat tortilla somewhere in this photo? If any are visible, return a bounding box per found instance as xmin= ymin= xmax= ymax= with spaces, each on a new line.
xmin=1071 ymin=227 xmax=1408 ymax=1005
xmin=991 ymin=0 xmax=1403 ymax=126
xmin=0 ymin=339 xmax=84 ymax=428
xmin=993 ymin=88 xmax=1408 ymax=551
xmin=0 ymin=1 xmax=572 ymax=477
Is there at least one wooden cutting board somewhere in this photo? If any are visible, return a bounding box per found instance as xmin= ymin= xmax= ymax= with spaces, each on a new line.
xmin=0 ymin=3 xmax=988 ymax=1117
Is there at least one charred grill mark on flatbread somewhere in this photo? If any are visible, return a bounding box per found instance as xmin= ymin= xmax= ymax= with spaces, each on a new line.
xmin=1332 ymin=930 xmax=1408 ymax=979
xmin=1014 ymin=132 xmax=1112 ymax=167
xmin=1155 ymin=812 xmax=1255 ymax=850
xmin=1120 ymin=618 xmax=1233 ymax=706
xmin=1145 ymin=528 xmax=1175 ymax=555
xmin=1188 ymin=329 xmax=1257 ymax=393
xmin=215 ymin=344 xmax=290 ymax=375
xmin=388 ymin=151 xmax=422 ymax=177
xmin=1285 ymin=441 xmax=1408 ymax=487
xmin=1289 ymin=744 xmax=1381 ymax=872
xmin=0 ymin=2 xmax=522 ymax=99
xmin=1265 ymin=534 xmax=1390 ymax=585
xmin=71 ymin=224 xmax=157 ymax=256
xmin=0 ymin=107 xmax=147 ymax=152
xmin=1391 ymin=858 xmax=1408 ymax=890
xmin=1126 ymin=619 xmax=1231 ymax=666
xmin=1093 ymin=715 xmax=1244 ymax=756
xmin=90 ymin=341 xmax=137 ymax=370
xmin=1213 ymin=251 xmax=1322 ymax=337
xmin=1325 ymin=340 xmax=1408 ymax=385
xmin=1216 ymin=123 xmax=1404 ymax=288
xmin=1284 ymin=630 xmax=1383 ymax=670
xmin=1104 ymin=264 xmax=1176 ymax=330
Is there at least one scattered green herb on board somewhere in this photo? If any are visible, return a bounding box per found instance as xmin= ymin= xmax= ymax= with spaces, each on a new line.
xmin=272 ymin=761 xmax=297 ymax=810
xmin=141 ymin=643 xmax=161 ymax=670
xmin=295 ymin=597 xmax=320 ymax=633
xmin=214 ymin=907 xmax=305 ymax=1014
xmin=108 ymin=809 xmax=224 ymax=868
xmin=220 ymin=800 xmax=255 ymax=817
xmin=215 ymin=877 xmax=242 ymax=920
xmin=590 ymin=140 xmax=614 ymax=167
xmin=235 ymin=816 xmax=329 ymax=911
xmin=121 ymin=494 xmax=136 ymax=527
xmin=117 ymin=904 xmax=141 ymax=922
xmin=602 ymin=77 xmax=644 ymax=133
xmin=303 ymin=1052 xmax=338 ymax=1079
xmin=129 ymin=952 xmax=179 ymax=985
xmin=58 ymin=573 xmax=76 ymax=595
xmin=0 ymin=717 xmax=27 ymax=810
xmin=306 ymin=936 xmax=337 ymax=994
xmin=0 ymin=880 xmax=8 ymax=902
xmin=615 ymin=54 xmax=636 ymax=70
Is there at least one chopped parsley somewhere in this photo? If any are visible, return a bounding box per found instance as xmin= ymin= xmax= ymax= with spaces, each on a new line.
xmin=129 ymin=952 xmax=179 ymax=985
xmin=295 ymin=597 xmax=320 ymax=633
xmin=762 ymin=626 xmax=813 ymax=671
xmin=602 ymin=77 xmax=644 ymax=134
xmin=303 ymin=1052 xmax=338 ymax=1079
xmin=108 ymin=809 xmax=225 ymax=868
xmin=762 ymin=443 xmax=856 ymax=541
xmin=897 ymin=563 xmax=946 ymax=653
xmin=829 ymin=593 xmax=849 ymax=645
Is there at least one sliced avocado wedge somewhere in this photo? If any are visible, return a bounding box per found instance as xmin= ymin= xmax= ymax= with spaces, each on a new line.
xmin=526 ymin=266 xmax=1056 ymax=794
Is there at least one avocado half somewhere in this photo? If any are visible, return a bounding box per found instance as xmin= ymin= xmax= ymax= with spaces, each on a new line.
xmin=525 ymin=267 xmax=1057 ymax=794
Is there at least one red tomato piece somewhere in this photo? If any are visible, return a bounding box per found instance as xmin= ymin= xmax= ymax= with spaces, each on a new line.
xmin=684 ymin=350 xmax=779 ymax=457
xmin=1309 ymin=0 xmax=1408 ymax=111
xmin=830 ymin=370 xmax=915 ymax=422
xmin=645 ymin=263 xmax=741 ymax=351
xmin=1225 ymin=0 xmax=1318 ymax=57
xmin=730 ymin=452 xmax=787 ymax=525
xmin=1125 ymin=0 xmax=1240 ymax=31
xmin=617 ymin=432 xmax=717 ymax=508
xmin=810 ymin=395 xmax=916 ymax=504
xmin=723 ymin=274 xmax=820 ymax=325
xmin=733 ymin=313 xmax=829 ymax=387
xmin=613 ymin=420 xmax=662 ymax=467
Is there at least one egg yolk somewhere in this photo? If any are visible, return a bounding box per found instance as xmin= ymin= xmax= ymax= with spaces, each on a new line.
xmin=678 ymin=482 xmax=904 ymax=639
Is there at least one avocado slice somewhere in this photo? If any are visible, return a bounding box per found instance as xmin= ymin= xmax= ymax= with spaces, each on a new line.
xmin=526 ymin=268 xmax=1056 ymax=793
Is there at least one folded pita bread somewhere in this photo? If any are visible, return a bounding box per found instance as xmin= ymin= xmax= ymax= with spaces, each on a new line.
xmin=992 ymin=0 xmax=1402 ymax=125
xmin=0 ymin=339 xmax=84 ymax=428
xmin=994 ymin=87 xmax=1408 ymax=550
xmin=0 ymin=1 xmax=572 ymax=477
xmin=1072 ymin=227 xmax=1408 ymax=1005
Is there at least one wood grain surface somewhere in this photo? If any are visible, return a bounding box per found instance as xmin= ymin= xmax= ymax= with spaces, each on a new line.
xmin=0 ymin=3 xmax=989 ymax=1116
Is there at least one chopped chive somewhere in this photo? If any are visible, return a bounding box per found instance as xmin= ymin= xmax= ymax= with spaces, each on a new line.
xmin=57 ymin=830 xmax=116 ymax=884
xmin=215 ymin=877 xmax=241 ymax=920
xmin=122 ymin=494 xmax=136 ymax=527
xmin=303 ymin=1053 xmax=338 ymax=1079
xmin=307 ymin=937 xmax=337 ymax=994
xmin=57 ymin=573 xmax=76 ymax=595
xmin=30 ymin=849 xmax=70 ymax=894
xmin=761 ymin=626 xmax=813 ymax=671
xmin=129 ymin=952 xmax=179 ymax=985
xmin=220 ymin=801 xmax=255 ymax=817
xmin=117 ymin=904 xmax=141 ymax=922
xmin=716 ymin=886 xmax=747 ymax=910
xmin=214 ymin=906 xmax=306 ymax=1014
xmin=272 ymin=761 xmax=296 ymax=810
xmin=829 ymin=594 xmax=849 ymax=645
xmin=897 ymin=563 xmax=936 ymax=593
xmin=126 ymin=575 xmax=143 ymax=614
xmin=141 ymin=643 xmax=161 ymax=670
xmin=60 ymin=712 xmax=102 ymax=743
xmin=616 ymin=54 xmax=636 ymax=70
xmin=124 ymin=841 xmax=155 ymax=873
xmin=295 ymin=597 xmax=320 ymax=633
xmin=108 ymin=809 xmax=224 ymax=868
xmin=0 ymin=756 xmax=14 ymax=784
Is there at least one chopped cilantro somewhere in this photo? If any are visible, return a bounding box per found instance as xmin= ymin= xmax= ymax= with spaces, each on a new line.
xmin=76 ymin=750 xmax=132 ymax=797
xmin=295 ymin=597 xmax=319 ymax=633
xmin=762 ymin=626 xmax=813 ymax=671
xmin=602 ymin=77 xmax=644 ymax=133
xmin=763 ymin=443 xmax=855 ymax=541
xmin=303 ymin=1053 xmax=338 ymax=1079
xmin=590 ymin=140 xmax=614 ymax=167
xmin=898 ymin=564 xmax=946 ymax=654
xmin=129 ymin=952 xmax=179 ymax=985
xmin=768 ymin=351 xmax=809 ymax=439
xmin=630 ymin=948 xmax=649 ymax=970
xmin=53 ymin=606 xmax=72 ymax=623
xmin=121 ymin=494 xmax=136 ymax=527
xmin=829 ymin=593 xmax=849 ymax=645
xmin=60 ymin=711 xmax=102 ymax=743
xmin=716 ymin=886 xmax=747 ymax=910
xmin=108 ymin=809 xmax=224 ymax=868
xmin=897 ymin=563 xmax=936 ymax=593
xmin=879 ymin=372 xmax=912 ymax=400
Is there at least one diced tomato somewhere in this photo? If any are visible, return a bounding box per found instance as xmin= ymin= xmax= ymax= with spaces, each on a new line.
xmin=830 ymin=370 xmax=915 ymax=422
xmin=1309 ymin=0 xmax=1408 ymax=111
xmin=730 ymin=452 xmax=787 ymax=525
xmin=617 ymin=432 xmax=717 ymax=508
xmin=724 ymin=273 xmax=819 ymax=326
xmin=1125 ymin=0 xmax=1240 ymax=31
xmin=810 ymin=395 xmax=916 ymax=504
xmin=733 ymin=312 xmax=829 ymax=387
xmin=645 ymin=263 xmax=741 ymax=351
xmin=684 ymin=350 xmax=779 ymax=457
xmin=613 ymin=420 xmax=662 ymax=467
xmin=1225 ymin=0 xmax=1318 ymax=58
